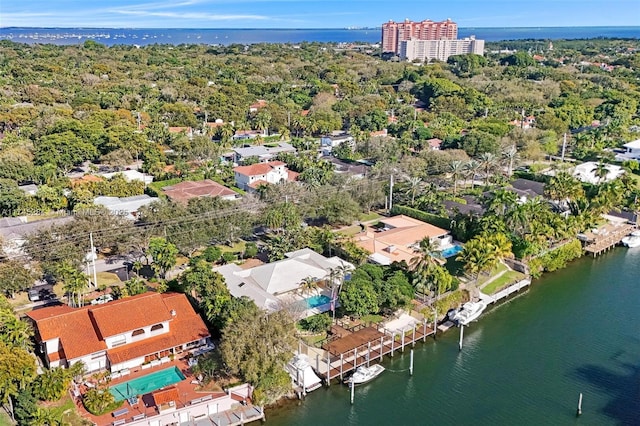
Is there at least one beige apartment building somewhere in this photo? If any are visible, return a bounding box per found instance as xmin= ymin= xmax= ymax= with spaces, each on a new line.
xmin=399 ymin=36 xmax=485 ymax=62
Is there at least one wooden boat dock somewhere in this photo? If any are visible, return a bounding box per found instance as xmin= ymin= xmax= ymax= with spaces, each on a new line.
xmin=304 ymin=316 xmax=435 ymax=384
xmin=581 ymin=223 xmax=636 ymax=257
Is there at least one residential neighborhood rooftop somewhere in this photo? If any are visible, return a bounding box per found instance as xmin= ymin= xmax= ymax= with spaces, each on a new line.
xmin=354 ymin=215 xmax=450 ymax=265
xmin=214 ymin=248 xmax=353 ymax=311
xmin=162 ymin=179 xmax=238 ymax=204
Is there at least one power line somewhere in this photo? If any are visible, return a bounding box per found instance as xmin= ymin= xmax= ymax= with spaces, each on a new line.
xmin=5 ymin=176 xmax=394 ymax=262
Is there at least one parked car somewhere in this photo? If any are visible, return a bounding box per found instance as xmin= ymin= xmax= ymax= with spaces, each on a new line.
xmin=91 ymin=294 xmax=114 ymax=305
xmin=28 ymin=289 xmax=41 ymax=302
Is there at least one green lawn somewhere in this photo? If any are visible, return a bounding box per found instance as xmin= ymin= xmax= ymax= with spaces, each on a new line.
xmin=95 ymin=271 xmax=122 ymax=287
xmin=476 ymin=262 xmax=509 ymax=287
xmin=0 ymin=411 xmax=13 ymax=426
xmin=301 ymin=333 xmax=327 ymax=347
xmin=482 ymin=270 xmax=526 ymax=295
xmin=360 ymin=314 xmax=384 ymax=325
xmin=41 ymin=395 xmax=90 ymax=426
xmin=218 ymin=241 xmax=246 ymax=254
xmin=359 ymin=212 xmax=382 ymax=222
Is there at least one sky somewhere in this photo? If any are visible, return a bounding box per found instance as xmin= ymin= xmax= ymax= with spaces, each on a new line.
xmin=1 ymin=0 xmax=639 ymax=29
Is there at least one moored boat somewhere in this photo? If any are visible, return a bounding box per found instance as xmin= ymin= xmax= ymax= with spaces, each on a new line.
xmin=344 ymin=364 xmax=385 ymax=386
xmin=450 ymin=301 xmax=487 ymax=326
xmin=286 ymin=354 xmax=323 ymax=392
xmin=621 ymin=234 xmax=640 ymax=248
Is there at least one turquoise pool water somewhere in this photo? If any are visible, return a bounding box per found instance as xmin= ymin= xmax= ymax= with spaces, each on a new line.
xmin=441 ymin=244 xmax=463 ymax=258
xmin=110 ymin=366 xmax=185 ymax=401
xmin=306 ymin=294 xmax=331 ymax=308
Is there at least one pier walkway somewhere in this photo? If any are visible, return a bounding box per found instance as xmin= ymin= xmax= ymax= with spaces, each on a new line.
xmin=301 ymin=315 xmax=435 ymax=384
xmin=581 ymin=223 xmax=635 ymax=257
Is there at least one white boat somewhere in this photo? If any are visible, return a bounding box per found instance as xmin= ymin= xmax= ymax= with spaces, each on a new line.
xmin=286 ymin=354 xmax=322 ymax=392
xmin=451 ymin=301 xmax=487 ymax=326
xmin=344 ymin=364 xmax=385 ymax=386
xmin=621 ymin=235 xmax=640 ymax=248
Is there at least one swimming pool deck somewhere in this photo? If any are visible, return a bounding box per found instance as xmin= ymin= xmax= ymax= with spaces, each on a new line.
xmin=74 ymin=357 xmax=247 ymax=426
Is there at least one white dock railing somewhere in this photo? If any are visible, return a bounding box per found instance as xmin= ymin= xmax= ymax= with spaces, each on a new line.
xmin=479 ymin=278 xmax=531 ymax=305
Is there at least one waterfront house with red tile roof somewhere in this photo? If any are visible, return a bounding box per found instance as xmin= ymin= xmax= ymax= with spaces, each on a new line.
xmin=354 ymin=215 xmax=451 ymax=265
xmin=26 ymin=292 xmax=210 ymax=373
xmin=233 ymin=161 xmax=296 ymax=191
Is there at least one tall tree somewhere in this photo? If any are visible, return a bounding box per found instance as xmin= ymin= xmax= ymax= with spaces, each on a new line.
xmin=147 ymin=237 xmax=178 ymax=279
xmin=220 ymin=308 xmax=296 ymax=405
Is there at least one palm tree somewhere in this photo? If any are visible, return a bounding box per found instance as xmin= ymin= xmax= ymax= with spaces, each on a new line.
xmin=502 ymin=145 xmax=519 ymax=177
xmin=545 ymin=172 xmax=584 ymax=203
xmin=464 ymin=159 xmax=481 ymax=189
xmin=404 ymin=176 xmax=423 ymax=206
xmin=487 ymin=188 xmax=518 ymax=216
xmin=0 ymin=311 xmax=33 ymax=350
xmin=593 ymin=162 xmax=610 ymax=184
xmin=58 ymin=262 xmax=88 ymax=307
xmin=409 ymin=237 xmax=443 ymax=300
xmin=456 ymin=237 xmax=498 ymax=285
xmin=479 ymin=152 xmax=497 ymax=185
xmin=218 ymin=123 xmax=235 ymax=143
xmin=124 ymin=277 xmax=147 ymax=296
xmin=449 ymin=160 xmax=465 ymax=195
xmin=298 ymin=276 xmax=319 ymax=296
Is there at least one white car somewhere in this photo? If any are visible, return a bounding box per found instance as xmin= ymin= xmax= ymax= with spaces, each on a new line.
xmin=91 ymin=294 xmax=114 ymax=305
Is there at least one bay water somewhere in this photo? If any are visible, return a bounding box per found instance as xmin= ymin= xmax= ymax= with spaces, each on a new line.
xmin=268 ymin=248 xmax=640 ymax=425
xmin=1 ymin=27 xmax=638 ymax=46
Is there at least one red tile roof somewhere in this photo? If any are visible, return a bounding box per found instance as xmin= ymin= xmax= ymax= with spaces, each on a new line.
xmin=27 ymin=305 xmax=107 ymax=360
xmin=250 ymin=100 xmax=268 ymax=110
xmin=27 ymin=293 xmax=209 ymax=365
xmin=168 ymin=127 xmax=192 ymax=134
xmin=107 ymin=293 xmax=210 ymax=365
xmin=234 ymin=161 xmax=286 ymax=177
xmin=89 ymin=293 xmax=173 ymax=339
xmin=248 ymin=179 xmax=268 ymax=189
xmin=70 ymin=175 xmax=105 ymax=187
xmin=163 ymin=180 xmax=236 ymax=204
xmin=153 ymin=387 xmax=180 ymax=405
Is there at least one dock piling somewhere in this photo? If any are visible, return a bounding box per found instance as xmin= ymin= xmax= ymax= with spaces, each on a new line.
xmin=409 ymin=349 xmax=414 ymax=376
xmin=577 ymin=393 xmax=583 ymax=416
xmin=350 ymin=381 xmax=354 ymax=405
xmin=458 ymin=324 xmax=464 ymax=351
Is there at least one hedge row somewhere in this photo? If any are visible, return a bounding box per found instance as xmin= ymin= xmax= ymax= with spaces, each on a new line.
xmin=528 ymin=239 xmax=584 ymax=279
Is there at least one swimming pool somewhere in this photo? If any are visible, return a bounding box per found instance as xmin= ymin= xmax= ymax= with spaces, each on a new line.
xmin=441 ymin=244 xmax=463 ymax=259
xmin=306 ymin=294 xmax=331 ymax=308
xmin=110 ymin=366 xmax=185 ymax=401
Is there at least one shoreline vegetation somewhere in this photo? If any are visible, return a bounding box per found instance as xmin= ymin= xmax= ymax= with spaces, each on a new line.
xmin=0 ymin=33 xmax=639 ymax=424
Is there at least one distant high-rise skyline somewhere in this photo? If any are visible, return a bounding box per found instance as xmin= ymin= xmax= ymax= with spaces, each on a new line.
xmin=381 ymin=18 xmax=458 ymax=53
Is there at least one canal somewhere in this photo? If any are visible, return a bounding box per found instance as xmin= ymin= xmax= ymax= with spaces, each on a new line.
xmin=267 ymin=248 xmax=640 ymax=425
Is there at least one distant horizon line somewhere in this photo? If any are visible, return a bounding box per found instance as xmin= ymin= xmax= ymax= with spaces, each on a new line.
xmin=2 ymin=25 xmax=640 ymax=30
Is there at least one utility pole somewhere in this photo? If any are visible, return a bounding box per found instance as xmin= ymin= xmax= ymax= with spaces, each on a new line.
xmin=561 ymin=133 xmax=567 ymax=162
xmin=136 ymin=112 xmax=141 ymax=131
xmin=90 ymin=233 xmax=98 ymax=288
xmin=388 ymin=174 xmax=394 ymax=213
xmin=521 ymin=108 xmax=525 ymax=129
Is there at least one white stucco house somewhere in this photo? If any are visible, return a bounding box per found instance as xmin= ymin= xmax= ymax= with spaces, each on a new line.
xmin=320 ymin=132 xmax=354 ymax=155
xmin=100 ymin=170 xmax=154 ymax=186
xmin=572 ymin=161 xmax=624 ymax=184
xmin=615 ymin=139 xmax=640 ymax=161
xmin=27 ymin=292 xmax=210 ymax=373
xmin=233 ymin=161 xmax=298 ymax=191
xmin=214 ymin=248 xmax=354 ymax=312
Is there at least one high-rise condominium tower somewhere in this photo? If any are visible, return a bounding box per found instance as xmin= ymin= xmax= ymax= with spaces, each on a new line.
xmin=381 ymin=18 xmax=458 ymax=54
